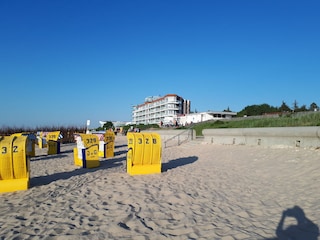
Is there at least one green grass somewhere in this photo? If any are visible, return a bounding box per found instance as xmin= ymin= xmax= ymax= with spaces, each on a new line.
xmin=193 ymin=112 xmax=320 ymax=136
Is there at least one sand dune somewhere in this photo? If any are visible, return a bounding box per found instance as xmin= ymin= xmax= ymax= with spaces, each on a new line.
xmin=0 ymin=135 xmax=319 ymax=239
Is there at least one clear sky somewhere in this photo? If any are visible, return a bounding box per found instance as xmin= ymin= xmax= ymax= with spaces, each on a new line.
xmin=1 ymin=0 xmax=319 ymax=128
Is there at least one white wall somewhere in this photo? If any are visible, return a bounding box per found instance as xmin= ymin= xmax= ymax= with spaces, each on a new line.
xmin=202 ymin=126 xmax=320 ymax=149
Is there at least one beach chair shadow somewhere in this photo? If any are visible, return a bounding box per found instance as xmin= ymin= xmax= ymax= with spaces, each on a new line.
xmin=30 ymin=160 xmax=122 ymax=187
xmin=31 ymin=145 xmax=82 ymax=160
xmin=31 ymin=153 xmax=69 ymax=161
xmin=100 ymin=155 xmax=126 ymax=165
xmin=162 ymin=156 xmax=198 ymax=172
xmin=264 ymin=205 xmax=319 ymax=240
xmin=115 ymin=150 xmax=128 ymax=156
xmin=62 ymin=149 xmax=74 ymax=154
xmin=115 ymin=144 xmax=127 ymax=149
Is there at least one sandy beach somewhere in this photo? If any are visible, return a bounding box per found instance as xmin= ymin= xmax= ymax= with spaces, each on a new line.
xmin=0 ymin=135 xmax=319 ymax=239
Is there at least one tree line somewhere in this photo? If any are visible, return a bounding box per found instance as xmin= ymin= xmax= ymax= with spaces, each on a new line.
xmin=235 ymin=101 xmax=319 ymax=117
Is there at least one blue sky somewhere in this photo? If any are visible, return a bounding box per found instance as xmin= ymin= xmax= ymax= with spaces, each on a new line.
xmin=1 ymin=0 xmax=319 ymax=128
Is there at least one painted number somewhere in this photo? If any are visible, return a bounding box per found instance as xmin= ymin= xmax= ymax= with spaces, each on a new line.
xmin=2 ymin=146 xmax=19 ymax=153
xmin=13 ymin=146 xmax=18 ymax=152
xmin=48 ymin=135 xmax=57 ymax=140
xmin=86 ymin=138 xmax=96 ymax=144
xmin=86 ymin=149 xmax=97 ymax=156
xmin=1 ymin=147 xmax=7 ymax=154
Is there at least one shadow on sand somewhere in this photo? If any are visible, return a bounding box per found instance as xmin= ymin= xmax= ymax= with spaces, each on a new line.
xmin=31 ymin=153 xmax=70 ymax=161
xmin=115 ymin=150 xmax=129 ymax=156
xmin=162 ymin=156 xmax=198 ymax=172
xmin=265 ymin=205 xmax=319 ymax=240
xmin=30 ymin=156 xmax=126 ymax=187
xmin=115 ymin=144 xmax=127 ymax=149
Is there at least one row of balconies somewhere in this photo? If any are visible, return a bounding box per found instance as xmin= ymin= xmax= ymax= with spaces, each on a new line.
xmin=132 ymin=112 xmax=176 ymax=123
xmin=146 ymin=98 xmax=180 ymax=106
xmin=133 ymin=108 xmax=178 ymax=114
xmin=133 ymin=117 xmax=164 ymax=125
xmin=132 ymin=113 xmax=173 ymax=119
xmin=133 ymin=105 xmax=180 ymax=115
xmin=134 ymin=101 xmax=181 ymax=111
xmin=133 ymin=110 xmax=177 ymax=118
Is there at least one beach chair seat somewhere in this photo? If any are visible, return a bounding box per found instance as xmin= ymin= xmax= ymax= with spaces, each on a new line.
xmin=127 ymin=132 xmax=162 ymax=175
xmin=74 ymin=134 xmax=100 ymax=168
xmin=0 ymin=135 xmax=30 ymax=193
xmin=46 ymin=131 xmax=62 ymax=155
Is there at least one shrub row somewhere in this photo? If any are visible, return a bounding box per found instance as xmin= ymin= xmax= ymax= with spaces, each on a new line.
xmin=0 ymin=126 xmax=87 ymax=144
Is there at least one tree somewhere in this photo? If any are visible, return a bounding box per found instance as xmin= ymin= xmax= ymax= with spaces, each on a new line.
xmin=309 ymin=102 xmax=319 ymax=111
xmin=293 ymin=100 xmax=299 ymax=112
xmin=237 ymin=103 xmax=278 ymax=117
xmin=279 ymin=101 xmax=291 ymax=112
xmin=296 ymin=105 xmax=307 ymax=112
xmin=223 ymin=107 xmax=232 ymax=112
xmin=102 ymin=121 xmax=114 ymax=130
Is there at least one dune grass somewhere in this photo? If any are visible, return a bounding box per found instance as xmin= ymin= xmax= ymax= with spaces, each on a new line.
xmin=193 ymin=112 xmax=320 ymax=136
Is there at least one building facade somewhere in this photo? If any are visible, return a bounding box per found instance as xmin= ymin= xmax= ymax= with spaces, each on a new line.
xmin=132 ymin=94 xmax=191 ymax=125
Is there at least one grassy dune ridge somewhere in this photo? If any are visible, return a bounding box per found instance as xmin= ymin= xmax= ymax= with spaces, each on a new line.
xmin=193 ymin=111 xmax=320 ymax=136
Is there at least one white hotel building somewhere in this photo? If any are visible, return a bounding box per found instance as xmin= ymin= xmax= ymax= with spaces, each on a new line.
xmin=132 ymin=94 xmax=191 ymax=125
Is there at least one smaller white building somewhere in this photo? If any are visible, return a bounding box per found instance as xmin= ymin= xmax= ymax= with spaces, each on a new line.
xmin=178 ymin=111 xmax=237 ymax=126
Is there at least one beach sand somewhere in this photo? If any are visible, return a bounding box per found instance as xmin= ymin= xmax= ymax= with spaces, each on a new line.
xmin=0 ymin=135 xmax=319 ymax=239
